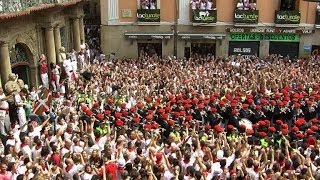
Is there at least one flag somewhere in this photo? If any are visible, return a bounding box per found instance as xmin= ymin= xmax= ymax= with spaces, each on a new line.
xmin=33 ymin=88 xmax=53 ymax=115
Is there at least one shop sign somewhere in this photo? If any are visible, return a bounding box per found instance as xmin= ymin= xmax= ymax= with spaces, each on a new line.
xmin=137 ymin=9 xmax=160 ymax=22
xmin=226 ymin=27 xmax=314 ymax=34
xmin=316 ymin=11 xmax=320 ymax=25
xmin=275 ymin=10 xmax=300 ymax=24
xmin=234 ymin=10 xmax=259 ymax=24
xmin=192 ymin=10 xmax=217 ymax=23
xmin=229 ymin=33 xmax=299 ymax=42
xmin=126 ymin=35 xmax=171 ymax=39
xmin=229 ymin=42 xmax=259 ymax=58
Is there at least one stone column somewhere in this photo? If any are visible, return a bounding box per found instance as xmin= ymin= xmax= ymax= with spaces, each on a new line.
xmin=72 ymin=17 xmax=81 ymax=52
xmin=54 ymin=26 xmax=62 ymax=64
xmin=0 ymin=42 xmax=12 ymax=85
xmin=79 ymin=16 xmax=85 ymax=43
xmin=45 ymin=27 xmax=56 ymax=64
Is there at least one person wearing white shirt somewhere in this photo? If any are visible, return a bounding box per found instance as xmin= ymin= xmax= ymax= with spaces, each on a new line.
xmin=190 ymin=0 xmax=198 ymax=10
xmin=199 ymin=0 xmax=206 ymax=10
xmin=78 ymin=51 xmax=85 ymax=70
xmin=64 ymin=158 xmax=85 ymax=180
xmin=237 ymin=0 xmax=244 ymax=10
xmin=150 ymin=0 xmax=156 ymax=9
xmin=206 ymin=0 xmax=213 ymax=10
xmin=63 ymin=55 xmax=73 ymax=81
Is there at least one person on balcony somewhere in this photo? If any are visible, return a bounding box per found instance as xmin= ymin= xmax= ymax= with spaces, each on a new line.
xmin=237 ymin=0 xmax=244 ymax=10
xmin=317 ymin=2 xmax=320 ymax=11
xmin=141 ymin=0 xmax=149 ymax=9
xmin=243 ymin=0 xmax=250 ymax=10
xmin=39 ymin=54 xmax=49 ymax=89
xmin=199 ymin=0 xmax=206 ymax=10
xmin=190 ymin=0 xmax=198 ymax=10
xmin=150 ymin=0 xmax=156 ymax=9
xmin=206 ymin=0 xmax=213 ymax=10
xmin=249 ymin=0 xmax=257 ymax=10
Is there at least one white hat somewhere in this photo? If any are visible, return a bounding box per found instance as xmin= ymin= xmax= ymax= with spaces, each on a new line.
xmin=117 ymin=158 xmax=126 ymax=168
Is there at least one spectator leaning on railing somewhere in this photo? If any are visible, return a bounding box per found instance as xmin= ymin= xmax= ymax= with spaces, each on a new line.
xmin=237 ymin=0 xmax=256 ymax=10
xmin=190 ymin=0 xmax=215 ymax=10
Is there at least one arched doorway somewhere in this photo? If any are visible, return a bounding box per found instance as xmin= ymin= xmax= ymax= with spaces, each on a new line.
xmin=10 ymin=43 xmax=32 ymax=87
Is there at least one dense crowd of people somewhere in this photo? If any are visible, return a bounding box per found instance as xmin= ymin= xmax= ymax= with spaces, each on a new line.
xmin=0 ymin=49 xmax=320 ymax=180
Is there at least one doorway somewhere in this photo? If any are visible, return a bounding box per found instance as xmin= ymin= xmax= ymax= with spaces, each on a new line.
xmin=10 ymin=43 xmax=32 ymax=86
xmin=191 ymin=43 xmax=216 ymax=58
xmin=184 ymin=47 xmax=191 ymax=60
xmin=269 ymin=42 xmax=299 ymax=58
xmin=138 ymin=42 xmax=162 ymax=57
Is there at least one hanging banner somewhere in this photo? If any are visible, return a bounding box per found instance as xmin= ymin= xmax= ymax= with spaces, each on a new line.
xmin=275 ymin=10 xmax=300 ymax=24
xmin=192 ymin=10 xmax=217 ymax=23
xmin=234 ymin=10 xmax=259 ymax=24
xmin=137 ymin=9 xmax=160 ymax=22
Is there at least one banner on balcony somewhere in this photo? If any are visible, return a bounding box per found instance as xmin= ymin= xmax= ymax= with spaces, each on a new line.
xmin=192 ymin=10 xmax=217 ymax=23
xmin=275 ymin=10 xmax=300 ymax=24
xmin=137 ymin=9 xmax=160 ymax=22
xmin=234 ymin=10 xmax=259 ymax=24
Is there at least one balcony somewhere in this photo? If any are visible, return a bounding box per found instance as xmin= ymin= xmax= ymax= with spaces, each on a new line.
xmin=234 ymin=10 xmax=259 ymax=25
xmin=192 ymin=9 xmax=217 ymax=25
xmin=275 ymin=10 xmax=300 ymax=27
xmin=0 ymin=0 xmax=84 ymax=14
xmin=137 ymin=9 xmax=160 ymax=24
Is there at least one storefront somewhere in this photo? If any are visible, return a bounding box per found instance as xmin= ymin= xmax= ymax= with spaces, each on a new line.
xmin=226 ymin=27 xmax=314 ymax=58
xmin=124 ymin=32 xmax=173 ymax=57
xmin=177 ymin=32 xmax=226 ymax=59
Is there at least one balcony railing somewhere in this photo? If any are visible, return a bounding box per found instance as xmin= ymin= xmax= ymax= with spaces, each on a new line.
xmin=234 ymin=10 xmax=259 ymax=24
xmin=192 ymin=9 xmax=217 ymax=23
xmin=0 ymin=0 xmax=81 ymax=14
xmin=137 ymin=9 xmax=160 ymax=23
xmin=275 ymin=10 xmax=300 ymax=24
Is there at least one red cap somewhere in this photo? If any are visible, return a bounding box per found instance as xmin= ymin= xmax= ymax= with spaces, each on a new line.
xmin=152 ymin=123 xmax=159 ymax=129
xmin=145 ymin=97 xmax=152 ymax=103
xmin=168 ymin=119 xmax=175 ymax=126
xmin=268 ymin=126 xmax=276 ymax=133
xmin=281 ymin=129 xmax=289 ymax=135
xmin=204 ymin=125 xmax=211 ymax=131
xmin=231 ymin=110 xmax=238 ymax=115
xmin=258 ymin=121 xmax=266 ymax=127
xmin=144 ymin=124 xmax=152 ymax=131
xmin=132 ymin=117 xmax=140 ymax=123
xmin=227 ymin=125 xmax=234 ymax=130
xmin=136 ymin=102 xmax=143 ymax=108
xmin=259 ymin=132 xmax=267 ymax=137
xmin=282 ymin=124 xmax=288 ymax=129
xmin=214 ymin=125 xmax=223 ymax=133
xmin=104 ymin=110 xmax=111 ymax=115
xmin=115 ymin=112 xmax=122 ymax=118
xmin=186 ymin=115 xmax=193 ymax=121
xmin=306 ymin=129 xmax=314 ymax=135
xmin=311 ymin=118 xmax=319 ymax=124
xmin=146 ymin=115 xmax=153 ymax=121
xmin=96 ymin=113 xmax=104 ymax=121
xmin=161 ymin=114 xmax=169 ymax=119
xmin=276 ymin=119 xmax=283 ymax=125
xmin=246 ymin=129 xmax=254 ymax=135
xmin=86 ymin=109 xmax=93 ymax=117
xmin=120 ymin=103 xmax=126 ymax=109
xmin=93 ymin=102 xmax=99 ymax=108
xmin=311 ymin=126 xmax=318 ymax=132
xmin=81 ymin=105 xmax=87 ymax=111
xmin=291 ymin=126 xmax=299 ymax=132
xmin=242 ymin=104 xmax=249 ymax=108
xmin=115 ymin=119 xmax=124 ymax=127
xmin=296 ymin=133 xmax=304 ymax=139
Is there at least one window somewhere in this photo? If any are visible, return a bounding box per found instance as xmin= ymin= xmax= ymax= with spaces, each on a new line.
xmin=190 ymin=0 xmax=216 ymax=10
xmin=280 ymin=0 xmax=297 ymax=11
xmin=236 ymin=0 xmax=256 ymax=11
xmin=140 ymin=0 xmax=157 ymax=9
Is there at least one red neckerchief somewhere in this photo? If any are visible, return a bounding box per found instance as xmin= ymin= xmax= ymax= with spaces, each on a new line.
xmin=65 ymin=165 xmax=73 ymax=172
xmin=35 ymin=145 xmax=42 ymax=150
xmin=66 ymin=129 xmax=73 ymax=134
xmin=95 ymin=137 xmax=101 ymax=142
xmin=183 ymin=159 xmax=190 ymax=164
xmin=128 ymin=148 xmax=135 ymax=152
xmin=21 ymin=143 xmax=28 ymax=147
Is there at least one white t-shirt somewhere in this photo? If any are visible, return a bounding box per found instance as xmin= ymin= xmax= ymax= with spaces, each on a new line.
xmin=81 ymin=172 xmax=93 ymax=180
xmin=200 ymin=2 xmax=206 ymax=9
xmin=206 ymin=1 xmax=213 ymax=10
xmin=65 ymin=164 xmax=84 ymax=180
xmin=190 ymin=1 xmax=198 ymax=10
xmin=29 ymin=126 xmax=42 ymax=139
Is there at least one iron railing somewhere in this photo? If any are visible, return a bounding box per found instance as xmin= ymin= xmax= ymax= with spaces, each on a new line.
xmin=0 ymin=0 xmax=79 ymax=14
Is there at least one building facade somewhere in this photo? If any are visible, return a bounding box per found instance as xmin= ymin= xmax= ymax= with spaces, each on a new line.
xmin=101 ymin=0 xmax=320 ymax=59
xmin=0 ymin=0 xmax=87 ymax=88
